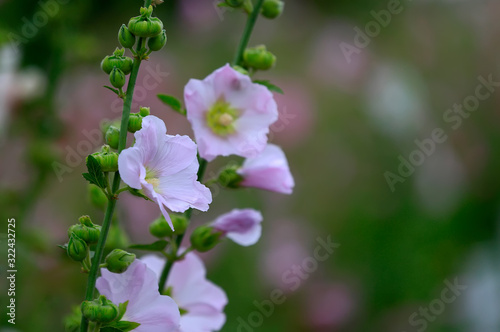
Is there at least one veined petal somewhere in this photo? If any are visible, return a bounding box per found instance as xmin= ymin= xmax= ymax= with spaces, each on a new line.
xmin=118 ymin=147 xmax=146 ymax=189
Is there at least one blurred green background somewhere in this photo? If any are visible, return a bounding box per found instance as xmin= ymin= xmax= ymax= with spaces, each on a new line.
xmin=1 ymin=0 xmax=500 ymax=331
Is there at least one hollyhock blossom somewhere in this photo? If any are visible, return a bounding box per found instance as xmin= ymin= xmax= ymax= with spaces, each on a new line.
xmin=237 ymin=144 xmax=294 ymax=194
xmin=96 ymin=260 xmax=180 ymax=331
xmin=118 ymin=115 xmax=212 ymax=229
xmin=184 ymin=64 xmax=278 ymax=161
xmin=211 ymin=208 xmax=263 ymax=246
xmin=142 ymin=253 xmax=227 ymax=332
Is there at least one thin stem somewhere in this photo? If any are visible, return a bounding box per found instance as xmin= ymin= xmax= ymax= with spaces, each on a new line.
xmin=80 ymin=13 xmax=149 ymax=332
xmin=232 ymin=0 xmax=265 ymax=66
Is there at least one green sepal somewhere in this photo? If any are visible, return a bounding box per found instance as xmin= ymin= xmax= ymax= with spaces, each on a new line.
xmin=253 ymin=80 xmax=284 ymax=94
xmin=157 ymin=94 xmax=186 ymax=115
xmin=115 ymin=301 xmax=129 ymax=322
xmin=128 ymin=188 xmax=151 ymax=201
xmin=129 ymin=240 xmax=169 ymax=251
xmin=101 ymin=321 xmax=140 ymax=332
xmin=83 ymin=155 xmax=107 ymax=189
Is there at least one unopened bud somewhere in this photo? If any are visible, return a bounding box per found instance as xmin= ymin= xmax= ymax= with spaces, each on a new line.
xmin=90 ymin=147 xmax=119 ymax=172
xmin=243 ymin=45 xmax=276 ymax=70
xmin=67 ymin=233 xmax=88 ymax=262
xmin=128 ymin=6 xmax=163 ymax=38
xmin=128 ymin=114 xmax=143 ymax=133
xmin=261 ymin=0 xmax=284 ymax=19
xmin=101 ymin=50 xmax=133 ymax=75
xmin=118 ymin=24 xmax=136 ymax=49
xmin=109 ymin=67 xmax=126 ymax=89
xmin=148 ymin=29 xmax=167 ymax=52
xmin=149 ymin=214 xmax=188 ymax=238
xmin=190 ymin=226 xmax=222 ymax=252
xmin=105 ymin=126 xmax=120 ymax=150
xmin=139 ymin=106 xmax=150 ymax=117
xmin=81 ymin=295 xmax=119 ymax=323
xmin=105 ymin=249 xmax=136 ymax=274
xmin=218 ymin=166 xmax=243 ymax=189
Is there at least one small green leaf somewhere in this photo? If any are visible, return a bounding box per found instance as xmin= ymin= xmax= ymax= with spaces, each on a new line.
xmin=127 ymin=188 xmax=151 ymax=201
xmin=129 ymin=240 xmax=169 ymax=251
xmin=58 ymin=244 xmax=68 ymax=250
xmin=253 ymin=80 xmax=284 ymax=94
xmin=103 ymin=85 xmax=120 ymax=95
xmin=157 ymin=94 xmax=186 ymax=115
xmin=82 ymin=155 xmax=107 ymax=189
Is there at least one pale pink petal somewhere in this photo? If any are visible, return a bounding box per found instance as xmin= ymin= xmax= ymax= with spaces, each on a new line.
xmin=180 ymin=303 xmax=226 ymax=332
xmin=96 ymin=260 xmax=180 ymax=332
xmin=211 ymin=209 xmax=263 ymax=246
xmin=238 ymin=144 xmax=294 ymax=194
xmin=118 ymin=147 xmax=146 ymax=189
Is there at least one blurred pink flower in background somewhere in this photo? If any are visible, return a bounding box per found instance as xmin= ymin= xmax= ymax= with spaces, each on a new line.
xmin=268 ymin=79 xmax=315 ymax=148
xmin=308 ymin=22 xmax=370 ymax=93
xmin=211 ymin=208 xmax=263 ymax=246
xmin=303 ymin=282 xmax=357 ymax=330
xmin=142 ymin=253 xmax=228 ymax=332
xmin=260 ymin=219 xmax=310 ymax=291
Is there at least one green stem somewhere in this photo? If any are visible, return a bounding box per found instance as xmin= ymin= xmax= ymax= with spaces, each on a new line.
xmin=80 ymin=14 xmax=149 ymax=332
xmin=232 ymin=0 xmax=265 ymax=66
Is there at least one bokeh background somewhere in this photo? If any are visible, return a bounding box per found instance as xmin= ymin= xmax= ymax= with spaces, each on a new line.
xmin=1 ymin=0 xmax=500 ymax=331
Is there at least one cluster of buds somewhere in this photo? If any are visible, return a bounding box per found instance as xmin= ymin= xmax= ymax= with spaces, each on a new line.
xmin=101 ymin=5 xmax=167 ymax=93
xmin=66 ymin=216 xmax=101 ymax=265
xmin=242 ymin=44 xmax=277 ymax=71
xmin=223 ymin=0 xmax=284 ymax=19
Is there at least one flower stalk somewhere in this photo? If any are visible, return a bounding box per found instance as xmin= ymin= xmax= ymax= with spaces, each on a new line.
xmin=80 ymin=2 xmax=152 ymax=331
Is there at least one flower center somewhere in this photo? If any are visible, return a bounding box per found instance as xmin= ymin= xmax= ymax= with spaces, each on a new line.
xmin=145 ymin=169 xmax=161 ymax=192
xmin=206 ymin=99 xmax=239 ymax=136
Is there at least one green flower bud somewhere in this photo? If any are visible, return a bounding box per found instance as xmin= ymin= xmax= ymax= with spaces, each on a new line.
xmin=105 ymin=126 xmax=120 ymax=150
xmin=88 ymin=184 xmax=107 ymax=210
xmin=79 ymin=215 xmax=93 ymax=227
xmin=149 ymin=214 xmax=188 ymax=238
xmin=243 ymin=45 xmax=276 ymax=70
xmin=128 ymin=6 xmax=163 ymax=38
xmin=218 ymin=166 xmax=243 ymax=189
xmin=81 ymin=295 xmax=119 ymax=323
xmin=147 ymin=29 xmax=167 ymax=52
xmin=225 ymin=0 xmax=244 ymax=7
xmin=101 ymin=51 xmax=133 ymax=75
xmin=67 ymin=233 xmax=88 ymax=261
xmin=68 ymin=217 xmax=101 ymax=244
xmin=118 ymin=24 xmax=136 ymax=49
xmin=261 ymin=0 xmax=284 ymax=19
xmin=105 ymin=249 xmax=136 ymax=273
xmin=109 ymin=67 xmax=126 ymax=89
xmin=128 ymin=113 xmax=143 ymax=133
xmin=139 ymin=106 xmax=150 ymax=117
xmin=190 ymin=226 xmax=222 ymax=252
xmin=232 ymin=65 xmax=249 ymax=76
xmin=90 ymin=148 xmax=119 ymax=172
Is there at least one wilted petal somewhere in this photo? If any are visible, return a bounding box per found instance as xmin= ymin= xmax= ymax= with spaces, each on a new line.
xmin=211 ymin=209 xmax=263 ymax=246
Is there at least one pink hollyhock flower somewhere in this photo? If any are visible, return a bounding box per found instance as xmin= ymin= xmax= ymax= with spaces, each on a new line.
xmin=184 ymin=64 xmax=278 ymax=161
xmin=237 ymin=144 xmax=294 ymax=194
xmin=118 ymin=115 xmax=212 ymax=229
xmin=96 ymin=260 xmax=180 ymax=332
xmin=141 ymin=253 xmax=227 ymax=332
xmin=211 ymin=208 xmax=263 ymax=246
